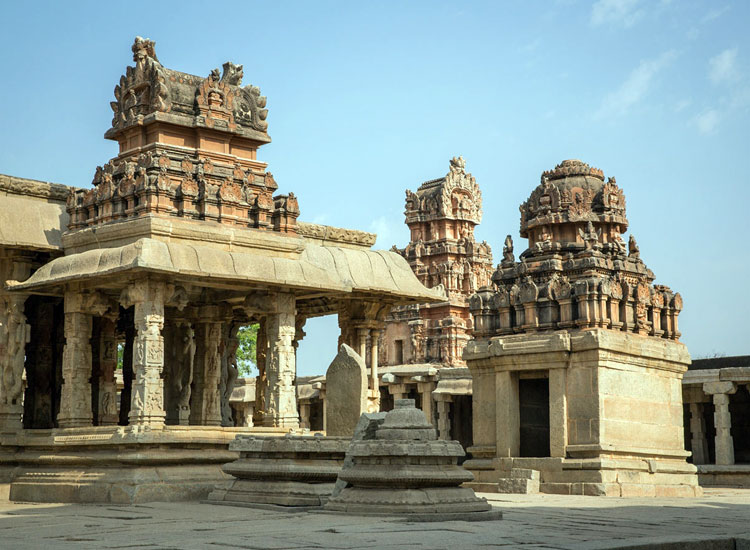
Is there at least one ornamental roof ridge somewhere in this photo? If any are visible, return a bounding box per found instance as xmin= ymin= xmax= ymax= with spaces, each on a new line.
xmin=107 ymin=36 xmax=270 ymax=143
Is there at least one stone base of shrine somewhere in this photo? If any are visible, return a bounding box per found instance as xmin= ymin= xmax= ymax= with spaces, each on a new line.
xmin=0 ymin=425 xmax=288 ymax=504
xmin=465 ymin=451 xmax=702 ymax=497
xmin=697 ymin=464 xmax=750 ymax=488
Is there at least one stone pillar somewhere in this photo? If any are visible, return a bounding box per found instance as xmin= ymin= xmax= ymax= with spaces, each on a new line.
xmin=313 ymin=381 xmax=326 ymax=432
xmin=119 ymin=311 xmax=135 ymax=426
xmin=495 ymin=370 xmax=519 ymax=457
xmin=689 ymin=402 xmax=709 ymax=465
xmin=252 ymin=318 xmax=268 ymax=426
xmin=126 ymin=280 xmax=167 ymax=427
xmin=388 ymin=383 xmax=407 ymax=401
xmin=96 ymin=316 xmax=119 ymax=425
xmin=369 ymin=329 xmax=381 ymax=391
xmin=202 ymin=321 xmax=223 ymax=427
xmin=262 ymin=293 xmax=299 ymax=428
xmin=357 ymin=328 xmax=368 ymax=367
xmin=177 ymin=323 xmax=195 ymax=425
xmin=548 ymin=368 xmax=567 ymax=458
xmin=703 ymin=381 xmax=737 ymax=465
xmin=418 ymin=380 xmax=436 ymax=427
xmin=367 ymin=329 xmax=382 ymax=413
xmin=469 ymin=366 xmax=497 ymax=449
xmin=299 ymin=401 xmax=311 ymax=430
xmin=57 ymin=292 xmax=94 ymax=428
xmin=435 ymin=394 xmax=452 ymax=440
xmin=0 ymin=294 xmax=29 ymax=432
xmin=220 ymin=323 xmax=240 ymax=427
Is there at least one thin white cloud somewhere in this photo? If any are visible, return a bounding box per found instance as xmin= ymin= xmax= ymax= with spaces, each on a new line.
xmin=590 ymin=0 xmax=644 ymax=27
xmin=709 ymin=48 xmax=739 ymax=85
xmin=369 ymin=215 xmax=402 ymax=249
xmin=673 ymin=99 xmax=691 ymax=113
xmin=594 ymin=50 xmax=677 ymax=119
xmin=693 ymin=109 xmax=721 ymax=135
xmin=701 ymin=5 xmax=730 ymax=23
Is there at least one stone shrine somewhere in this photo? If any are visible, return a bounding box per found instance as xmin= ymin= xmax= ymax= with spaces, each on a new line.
xmin=0 ymin=37 xmax=443 ymax=503
xmin=324 ymin=399 xmax=497 ymax=520
xmin=465 ymin=160 xmax=701 ymax=497
xmin=382 ymin=157 xmax=493 ymax=370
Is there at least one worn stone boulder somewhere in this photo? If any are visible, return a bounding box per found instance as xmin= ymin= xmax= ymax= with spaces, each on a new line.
xmin=325 ymin=344 xmax=368 ymax=437
xmin=324 ymin=399 xmax=500 ymax=520
xmin=207 ymin=434 xmax=349 ymax=507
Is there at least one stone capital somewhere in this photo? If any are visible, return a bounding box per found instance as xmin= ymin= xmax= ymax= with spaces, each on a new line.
xmin=703 ymin=381 xmax=737 ymax=396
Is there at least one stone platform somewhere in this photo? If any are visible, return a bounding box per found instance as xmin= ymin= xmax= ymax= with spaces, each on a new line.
xmin=0 ymin=489 xmax=749 ymax=549
xmin=0 ymin=425 xmax=287 ymax=504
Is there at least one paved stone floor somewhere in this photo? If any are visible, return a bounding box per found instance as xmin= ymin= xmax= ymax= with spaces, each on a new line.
xmin=0 ymin=489 xmax=749 ymax=549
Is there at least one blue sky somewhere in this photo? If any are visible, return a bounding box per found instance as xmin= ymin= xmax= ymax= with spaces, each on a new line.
xmin=1 ymin=1 xmax=747 ymax=375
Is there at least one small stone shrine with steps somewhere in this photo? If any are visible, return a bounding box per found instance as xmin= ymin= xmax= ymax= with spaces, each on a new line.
xmin=324 ymin=399 xmax=499 ymax=520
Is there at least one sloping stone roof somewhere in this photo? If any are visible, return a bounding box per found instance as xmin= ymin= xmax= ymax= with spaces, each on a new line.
xmin=10 ymin=237 xmax=445 ymax=303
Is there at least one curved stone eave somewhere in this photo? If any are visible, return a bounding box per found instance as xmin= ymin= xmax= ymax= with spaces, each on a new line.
xmin=7 ymin=238 xmax=445 ymax=304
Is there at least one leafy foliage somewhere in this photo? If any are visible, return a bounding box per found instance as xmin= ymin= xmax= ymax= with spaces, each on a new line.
xmin=236 ymin=324 xmax=259 ymax=376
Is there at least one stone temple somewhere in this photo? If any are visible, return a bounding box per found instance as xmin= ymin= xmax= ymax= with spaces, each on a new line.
xmin=0 ymin=37 xmax=727 ymax=507
xmin=465 ymin=160 xmax=700 ymax=496
xmin=0 ymin=37 xmax=442 ymax=503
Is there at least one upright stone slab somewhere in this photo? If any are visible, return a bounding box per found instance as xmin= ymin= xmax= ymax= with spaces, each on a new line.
xmin=325 ymin=344 xmax=368 ymax=437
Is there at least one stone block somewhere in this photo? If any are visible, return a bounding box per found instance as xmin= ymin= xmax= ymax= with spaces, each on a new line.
xmin=496 ymin=478 xmax=539 ymax=494
xmin=620 ymin=483 xmax=656 ymax=498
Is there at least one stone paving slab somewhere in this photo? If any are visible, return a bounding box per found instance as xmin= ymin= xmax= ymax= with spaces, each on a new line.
xmin=0 ymin=489 xmax=748 ymax=549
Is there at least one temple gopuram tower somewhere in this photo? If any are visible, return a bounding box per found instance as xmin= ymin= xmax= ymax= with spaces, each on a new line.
xmin=464 ymin=159 xmax=700 ymax=497
xmin=381 ymin=157 xmax=493 ymax=370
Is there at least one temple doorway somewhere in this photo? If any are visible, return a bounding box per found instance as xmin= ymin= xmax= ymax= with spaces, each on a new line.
xmin=519 ymin=376 xmax=550 ymax=458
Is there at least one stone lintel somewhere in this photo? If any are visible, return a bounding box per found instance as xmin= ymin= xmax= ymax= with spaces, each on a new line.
xmin=702 ymin=381 xmax=737 ymax=395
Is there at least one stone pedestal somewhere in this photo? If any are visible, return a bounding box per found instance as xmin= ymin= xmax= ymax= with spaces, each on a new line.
xmin=464 ymin=330 xmax=702 ymax=497
xmin=208 ymin=435 xmax=349 ymax=507
xmin=324 ymin=399 xmax=499 ymax=520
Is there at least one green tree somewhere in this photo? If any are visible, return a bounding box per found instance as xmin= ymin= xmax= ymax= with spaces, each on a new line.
xmin=236 ymin=324 xmax=259 ymax=376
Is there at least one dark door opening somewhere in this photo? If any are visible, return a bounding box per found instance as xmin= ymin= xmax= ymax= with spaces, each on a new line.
xmin=519 ymin=377 xmax=550 ymax=457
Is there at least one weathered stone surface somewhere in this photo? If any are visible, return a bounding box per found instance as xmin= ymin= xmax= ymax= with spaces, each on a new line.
xmin=325 ymin=345 xmax=368 ymax=437
xmin=382 ymin=156 xmax=493 ymax=371
xmin=464 ymin=160 xmax=699 ymax=497
xmin=331 ymin=412 xmax=386 ymax=498
xmin=325 ymin=399 xmax=497 ymax=519
xmin=208 ymin=434 xmax=349 ymax=507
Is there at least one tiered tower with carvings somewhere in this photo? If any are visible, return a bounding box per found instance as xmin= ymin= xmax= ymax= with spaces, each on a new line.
xmin=67 ymin=37 xmax=299 ymax=235
xmin=464 ymin=159 xmax=698 ymax=497
xmin=381 ymin=157 xmax=493 ymax=368
xmin=470 ymin=158 xmax=682 ymax=338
